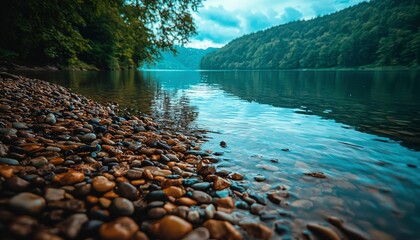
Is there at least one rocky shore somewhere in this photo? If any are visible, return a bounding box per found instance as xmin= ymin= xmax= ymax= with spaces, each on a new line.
xmin=0 ymin=73 xmax=278 ymax=240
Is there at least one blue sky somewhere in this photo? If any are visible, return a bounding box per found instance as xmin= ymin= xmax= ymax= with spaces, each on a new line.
xmin=186 ymin=0 xmax=367 ymax=49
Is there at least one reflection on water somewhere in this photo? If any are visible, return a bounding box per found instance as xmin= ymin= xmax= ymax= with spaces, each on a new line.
xmin=202 ymin=70 xmax=420 ymax=150
xmin=14 ymin=69 xmax=420 ymax=239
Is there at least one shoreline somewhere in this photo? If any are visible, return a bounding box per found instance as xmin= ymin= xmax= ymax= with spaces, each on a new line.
xmin=0 ymin=74 xmax=277 ymax=239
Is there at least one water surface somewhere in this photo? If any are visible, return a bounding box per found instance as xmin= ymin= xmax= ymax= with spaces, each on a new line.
xmin=15 ymin=69 xmax=420 ymax=239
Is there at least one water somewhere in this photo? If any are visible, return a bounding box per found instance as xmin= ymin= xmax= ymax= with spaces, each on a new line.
xmin=15 ymin=69 xmax=420 ymax=239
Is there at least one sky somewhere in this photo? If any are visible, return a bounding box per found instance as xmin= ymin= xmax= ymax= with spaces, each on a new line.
xmin=186 ymin=0 xmax=367 ymax=49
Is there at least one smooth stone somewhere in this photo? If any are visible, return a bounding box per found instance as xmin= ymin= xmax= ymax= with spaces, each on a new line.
xmin=45 ymin=188 xmax=66 ymax=201
xmin=191 ymin=182 xmax=211 ymax=191
xmin=181 ymin=227 xmax=210 ymax=240
xmin=307 ymin=223 xmax=341 ymax=240
xmin=92 ymin=176 xmax=115 ymax=192
xmin=205 ymin=204 xmax=216 ymax=219
xmin=148 ymin=207 xmax=167 ymax=219
xmin=81 ymin=133 xmax=97 ymax=142
xmin=267 ymin=191 xmax=289 ymax=204
xmin=174 ymin=206 xmax=190 ymax=219
xmin=182 ymin=179 xmax=200 ymax=186
xmin=30 ymin=156 xmax=49 ymax=168
xmin=215 ymin=190 xmax=230 ymax=198
xmin=249 ymin=192 xmax=267 ymax=205
xmin=187 ymin=210 xmax=200 ymax=224
xmin=99 ymin=217 xmax=139 ymax=240
xmin=110 ymin=198 xmax=135 ymax=216
xmin=0 ymin=157 xmax=19 ymax=166
xmin=166 ymin=154 xmax=179 ymax=162
xmin=0 ymin=128 xmax=17 ymax=136
xmin=157 ymin=215 xmax=193 ymax=240
xmin=163 ymin=186 xmax=185 ymax=198
xmin=235 ymin=201 xmax=249 ymax=210
xmin=10 ymin=192 xmax=46 ymax=215
xmin=274 ymin=220 xmax=291 ymax=235
xmin=116 ymin=182 xmax=138 ymax=200
xmin=254 ymin=175 xmax=266 ymax=182
xmin=215 ymin=197 xmax=234 ymax=209
xmin=59 ymin=213 xmax=89 ymax=238
xmin=192 ymin=190 xmax=213 ymax=204
xmin=230 ymin=182 xmax=246 ymax=193
xmin=126 ymin=169 xmax=143 ymax=180
xmin=213 ymin=177 xmax=230 ymax=191
xmin=12 ymin=122 xmax=28 ymax=129
xmin=6 ymin=176 xmax=30 ymax=191
xmin=56 ymin=171 xmax=85 ymax=185
xmin=239 ymin=221 xmax=273 ymax=239
xmin=304 ymin=172 xmax=327 ymax=179
xmin=45 ymin=113 xmax=57 ymax=124
xmin=203 ymin=219 xmax=243 ymax=240
xmin=250 ymin=203 xmax=265 ymax=215
xmin=146 ymin=191 xmax=168 ymax=202
xmin=9 ymin=215 xmax=37 ymax=237
xmin=0 ymin=143 xmax=8 ymax=157
xmin=292 ymin=199 xmax=314 ymax=208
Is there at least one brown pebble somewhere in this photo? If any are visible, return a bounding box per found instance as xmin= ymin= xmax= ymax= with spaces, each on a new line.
xmin=157 ymin=215 xmax=193 ymax=240
xmin=100 ymin=217 xmax=139 ymax=240
xmin=307 ymin=223 xmax=341 ymax=240
xmin=163 ymin=186 xmax=185 ymax=198
xmin=213 ymin=177 xmax=231 ymax=191
xmin=92 ymin=176 xmax=116 ymax=192
xmin=239 ymin=221 xmax=273 ymax=239
xmin=55 ymin=171 xmax=85 ymax=185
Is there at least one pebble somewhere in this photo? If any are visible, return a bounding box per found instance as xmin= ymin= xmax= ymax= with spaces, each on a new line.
xmin=6 ymin=176 xmax=30 ymax=191
xmin=30 ymin=156 xmax=49 ymax=168
xmin=292 ymin=199 xmax=314 ymax=208
xmin=240 ymin=221 xmax=273 ymax=239
xmin=45 ymin=188 xmax=66 ymax=201
xmin=192 ymin=190 xmax=213 ymax=204
xmin=55 ymin=171 xmax=85 ymax=185
xmin=304 ymin=172 xmax=327 ymax=178
xmin=0 ymin=143 xmax=8 ymax=157
xmin=0 ymin=157 xmax=19 ymax=165
xmin=126 ymin=169 xmax=143 ymax=179
xmin=163 ymin=186 xmax=185 ymax=198
xmin=213 ymin=177 xmax=231 ymax=191
xmin=109 ymin=198 xmax=135 ymax=216
xmin=45 ymin=113 xmax=57 ymax=124
xmin=157 ymin=215 xmax=193 ymax=240
xmin=307 ymin=223 xmax=341 ymax=240
xmin=59 ymin=213 xmax=89 ymax=238
xmin=81 ymin=133 xmax=97 ymax=142
xmin=9 ymin=215 xmax=38 ymax=237
xmin=148 ymin=207 xmax=167 ymax=219
xmin=203 ymin=219 xmax=243 ymax=240
xmin=99 ymin=217 xmax=139 ymax=240
xmin=254 ymin=175 xmax=266 ymax=182
xmin=92 ymin=176 xmax=115 ymax=192
xmin=10 ymin=192 xmax=46 ymax=215
xmin=267 ymin=191 xmax=289 ymax=204
xmin=250 ymin=203 xmax=265 ymax=215
xmin=181 ymin=227 xmax=210 ymax=240
xmin=116 ymin=181 xmax=138 ymax=200
xmin=191 ymin=182 xmax=211 ymax=191
xmin=146 ymin=190 xmax=168 ymax=202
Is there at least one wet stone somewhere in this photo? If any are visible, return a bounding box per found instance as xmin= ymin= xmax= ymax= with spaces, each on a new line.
xmin=181 ymin=227 xmax=210 ymax=240
xmin=99 ymin=217 xmax=139 ymax=240
xmin=235 ymin=201 xmax=249 ymax=210
xmin=92 ymin=176 xmax=115 ymax=192
xmin=250 ymin=203 xmax=265 ymax=215
xmin=10 ymin=192 xmax=46 ymax=215
xmin=239 ymin=221 xmax=273 ymax=239
xmin=254 ymin=175 xmax=266 ymax=182
xmin=0 ymin=143 xmax=9 ymax=157
xmin=187 ymin=210 xmax=201 ymax=224
xmin=205 ymin=204 xmax=216 ymax=219
xmin=157 ymin=215 xmax=193 ymax=240
xmin=126 ymin=169 xmax=143 ymax=180
xmin=9 ymin=215 xmax=38 ymax=237
xmin=192 ymin=190 xmax=213 ymax=204
xmin=12 ymin=122 xmax=28 ymax=129
xmin=45 ymin=113 xmax=57 ymax=124
xmin=81 ymin=133 xmax=97 ymax=142
xmin=215 ymin=189 xmax=230 ymax=198
xmin=59 ymin=213 xmax=89 ymax=239
xmin=213 ymin=177 xmax=231 ymax=191
xmin=0 ymin=157 xmax=19 ymax=166
xmin=148 ymin=207 xmax=167 ymax=219
xmin=191 ymin=182 xmax=211 ymax=191
xmin=6 ymin=176 xmax=30 ymax=191
xmin=116 ymin=181 xmax=138 ymax=200
xmin=45 ymin=188 xmax=66 ymax=201
xmin=110 ymin=198 xmax=135 ymax=216
xmin=30 ymin=156 xmax=49 ymax=168
xmin=146 ymin=190 xmax=168 ymax=202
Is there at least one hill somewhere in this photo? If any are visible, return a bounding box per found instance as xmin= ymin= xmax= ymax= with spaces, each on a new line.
xmin=143 ymin=47 xmax=218 ymax=70
xmin=201 ymin=0 xmax=420 ymax=69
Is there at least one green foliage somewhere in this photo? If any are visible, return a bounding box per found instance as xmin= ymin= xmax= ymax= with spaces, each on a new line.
xmin=201 ymin=0 xmax=420 ymax=69
xmin=0 ymin=0 xmax=202 ymax=69
xmin=142 ymin=46 xmax=218 ymax=69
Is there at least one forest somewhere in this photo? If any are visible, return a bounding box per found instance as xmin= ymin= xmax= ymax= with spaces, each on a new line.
xmin=200 ymin=0 xmax=420 ymax=69
xmin=0 ymin=0 xmax=202 ymax=70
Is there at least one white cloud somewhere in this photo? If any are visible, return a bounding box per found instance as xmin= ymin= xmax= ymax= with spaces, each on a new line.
xmin=186 ymin=0 xmax=367 ymax=49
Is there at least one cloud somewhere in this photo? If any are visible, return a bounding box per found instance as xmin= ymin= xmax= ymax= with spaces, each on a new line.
xmin=199 ymin=5 xmax=241 ymax=28
xmin=187 ymin=0 xmax=367 ymax=49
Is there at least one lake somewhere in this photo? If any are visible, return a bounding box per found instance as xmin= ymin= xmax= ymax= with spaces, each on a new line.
xmin=15 ymin=69 xmax=420 ymax=239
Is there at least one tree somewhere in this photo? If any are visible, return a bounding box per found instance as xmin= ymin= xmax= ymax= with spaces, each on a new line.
xmin=0 ymin=0 xmax=202 ymax=69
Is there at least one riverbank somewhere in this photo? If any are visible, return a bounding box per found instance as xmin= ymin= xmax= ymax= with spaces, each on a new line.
xmin=0 ymin=73 xmax=282 ymax=239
